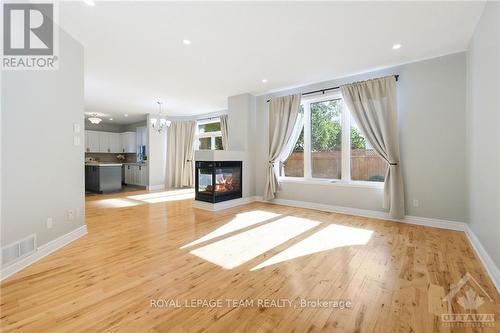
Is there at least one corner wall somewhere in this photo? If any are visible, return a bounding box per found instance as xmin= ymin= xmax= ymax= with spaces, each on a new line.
xmin=227 ymin=93 xmax=257 ymax=198
xmin=1 ymin=29 xmax=85 ymax=253
xmin=466 ymin=1 xmax=500 ymax=267
xmin=147 ymin=114 xmax=167 ymax=190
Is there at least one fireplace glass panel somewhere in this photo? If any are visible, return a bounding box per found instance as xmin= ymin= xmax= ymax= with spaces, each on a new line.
xmin=198 ymin=167 xmax=214 ymax=194
xmin=214 ymin=167 xmax=241 ymax=195
xmin=195 ymin=161 xmax=242 ymax=203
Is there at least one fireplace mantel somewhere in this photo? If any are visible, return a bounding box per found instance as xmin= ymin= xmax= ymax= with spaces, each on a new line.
xmin=194 ymin=150 xmax=245 ymax=162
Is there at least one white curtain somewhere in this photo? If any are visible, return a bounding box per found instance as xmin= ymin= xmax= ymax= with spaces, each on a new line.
xmin=220 ymin=114 xmax=229 ymax=150
xmin=167 ymin=120 xmax=196 ymax=188
xmin=278 ymin=112 xmax=304 ymax=171
xmin=340 ymin=76 xmax=405 ymax=218
xmin=264 ymin=94 xmax=302 ymax=200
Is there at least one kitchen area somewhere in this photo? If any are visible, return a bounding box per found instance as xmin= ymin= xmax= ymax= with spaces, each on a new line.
xmin=85 ymin=116 xmax=149 ymax=195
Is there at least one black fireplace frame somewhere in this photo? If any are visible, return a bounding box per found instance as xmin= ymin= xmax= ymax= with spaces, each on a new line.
xmin=195 ymin=160 xmax=242 ymax=203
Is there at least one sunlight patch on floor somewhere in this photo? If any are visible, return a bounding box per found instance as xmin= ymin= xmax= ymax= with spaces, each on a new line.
xmin=92 ymin=198 xmax=143 ymax=208
xmin=251 ymin=224 xmax=373 ymax=271
xmin=180 ymin=210 xmax=281 ymax=249
xmin=190 ymin=216 xmax=320 ymax=269
xmin=127 ymin=189 xmax=194 ymax=203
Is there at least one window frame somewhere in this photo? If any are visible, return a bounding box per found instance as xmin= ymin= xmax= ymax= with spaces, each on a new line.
xmin=195 ymin=118 xmax=223 ymax=150
xmin=279 ymin=90 xmax=384 ymax=189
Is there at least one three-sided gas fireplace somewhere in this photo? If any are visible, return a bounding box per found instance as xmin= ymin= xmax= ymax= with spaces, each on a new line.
xmin=195 ymin=161 xmax=242 ymax=203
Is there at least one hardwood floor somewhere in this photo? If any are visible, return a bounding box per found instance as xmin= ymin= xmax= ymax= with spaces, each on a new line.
xmin=1 ymin=189 xmax=498 ymax=332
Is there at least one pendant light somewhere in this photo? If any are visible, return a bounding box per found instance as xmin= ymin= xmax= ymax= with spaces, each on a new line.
xmin=151 ymin=101 xmax=171 ymax=133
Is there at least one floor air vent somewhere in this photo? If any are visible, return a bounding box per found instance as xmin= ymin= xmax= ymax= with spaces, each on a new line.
xmin=2 ymin=235 xmax=36 ymax=266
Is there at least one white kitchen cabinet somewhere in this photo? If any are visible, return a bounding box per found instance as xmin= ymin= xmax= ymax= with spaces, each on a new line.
xmin=120 ymin=132 xmax=136 ymax=153
xmin=131 ymin=165 xmax=139 ymax=184
xmin=85 ymin=131 xmax=100 ymax=153
xmin=124 ymin=164 xmax=148 ymax=186
xmin=109 ymin=133 xmax=121 ymax=153
xmin=97 ymin=132 xmax=120 ymax=153
xmin=85 ymin=130 xmax=137 ymax=154
xmin=97 ymin=132 xmax=108 ymax=152
xmin=124 ymin=164 xmax=133 ymax=184
xmin=138 ymin=165 xmax=148 ymax=186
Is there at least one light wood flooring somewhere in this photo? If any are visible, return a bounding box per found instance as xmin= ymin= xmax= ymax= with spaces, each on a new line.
xmin=1 ymin=189 xmax=499 ymax=332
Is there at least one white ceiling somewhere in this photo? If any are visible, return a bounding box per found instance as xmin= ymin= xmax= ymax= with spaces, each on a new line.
xmin=60 ymin=1 xmax=485 ymax=118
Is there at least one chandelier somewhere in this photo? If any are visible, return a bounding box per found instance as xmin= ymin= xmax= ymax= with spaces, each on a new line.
xmin=88 ymin=113 xmax=102 ymax=124
xmin=151 ymin=101 xmax=171 ymax=133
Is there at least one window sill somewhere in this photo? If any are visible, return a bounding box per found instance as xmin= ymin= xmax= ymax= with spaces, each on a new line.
xmin=278 ymin=177 xmax=384 ymax=189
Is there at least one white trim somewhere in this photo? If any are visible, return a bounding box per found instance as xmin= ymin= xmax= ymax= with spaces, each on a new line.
xmin=147 ymin=184 xmax=165 ymax=191
xmin=196 ymin=117 xmax=221 ymax=126
xmin=464 ymin=226 xmax=500 ymax=293
xmin=303 ymin=100 xmax=312 ymax=178
xmin=255 ymin=196 xmax=499 ymax=293
xmin=278 ymin=177 xmax=384 ymax=189
xmin=341 ymin=99 xmax=351 ymax=182
xmin=194 ymin=111 xmax=227 ymax=121
xmin=192 ymin=196 xmax=259 ymax=211
xmin=256 ymin=197 xmax=467 ymax=231
xmin=302 ymin=90 xmax=342 ymax=103
xmin=402 ymin=215 xmax=467 ymax=231
xmin=195 ymin=118 xmax=223 ymax=150
xmin=284 ymin=92 xmax=388 ymax=184
xmin=0 ymin=225 xmax=88 ymax=281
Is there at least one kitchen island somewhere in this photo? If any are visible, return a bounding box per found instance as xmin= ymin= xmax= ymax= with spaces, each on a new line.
xmin=122 ymin=162 xmax=148 ymax=186
xmin=85 ymin=163 xmax=122 ymax=193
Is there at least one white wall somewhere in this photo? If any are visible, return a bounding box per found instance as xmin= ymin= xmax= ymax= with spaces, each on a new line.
xmin=147 ymin=114 xmax=167 ymax=189
xmin=122 ymin=120 xmax=147 ymax=132
xmin=1 ymin=29 xmax=85 ymax=251
xmin=466 ymin=1 xmax=500 ymax=266
xmin=227 ymin=93 xmax=257 ymax=198
xmin=255 ymin=53 xmax=467 ymax=222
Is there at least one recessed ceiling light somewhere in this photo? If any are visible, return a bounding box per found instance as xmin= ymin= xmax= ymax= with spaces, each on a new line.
xmin=124 ymin=114 xmax=129 ymax=117
xmin=182 ymin=39 xmax=191 ymax=45
xmin=83 ymin=0 xmax=95 ymax=6
xmin=392 ymin=43 xmax=402 ymax=50
xmin=262 ymin=79 xmax=268 ymax=83
xmin=109 ymin=118 xmax=113 ymax=121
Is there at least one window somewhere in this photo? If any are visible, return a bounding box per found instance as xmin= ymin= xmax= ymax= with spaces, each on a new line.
xmin=311 ymin=99 xmax=342 ymax=179
xmin=283 ymin=106 xmax=304 ymax=177
xmin=195 ymin=118 xmax=223 ymax=150
xmin=280 ymin=92 xmax=387 ymax=183
xmin=350 ymin=115 xmax=386 ymax=182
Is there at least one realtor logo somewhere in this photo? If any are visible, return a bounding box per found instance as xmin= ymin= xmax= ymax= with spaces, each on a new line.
xmin=2 ymin=2 xmax=58 ymax=70
xmin=441 ymin=272 xmax=496 ymax=328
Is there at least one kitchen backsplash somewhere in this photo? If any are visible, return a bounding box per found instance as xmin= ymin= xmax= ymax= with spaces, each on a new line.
xmin=85 ymin=153 xmax=137 ymax=163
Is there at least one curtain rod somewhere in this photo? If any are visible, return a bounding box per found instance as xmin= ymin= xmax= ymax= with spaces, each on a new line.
xmin=197 ymin=115 xmax=221 ymax=122
xmin=266 ymin=75 xmax=399 ymax=103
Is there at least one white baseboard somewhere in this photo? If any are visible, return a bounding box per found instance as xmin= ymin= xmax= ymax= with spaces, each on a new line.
xmin=464 ymin=226 xmax=500 ymax=292
xmin=256 ymin=197 xmax=498 ymax=292
xmin=402 ymin=215 xmax=467 ymax=231
xmin=256 ymin=197 xmax=467 ymax=231
xmin=147 ymin=184 xmax=165 ymax=191
xmin=192 ymin=196 xmax=259 ymax=211
xmin=0 ymin=225 xmax=88 ymax=281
